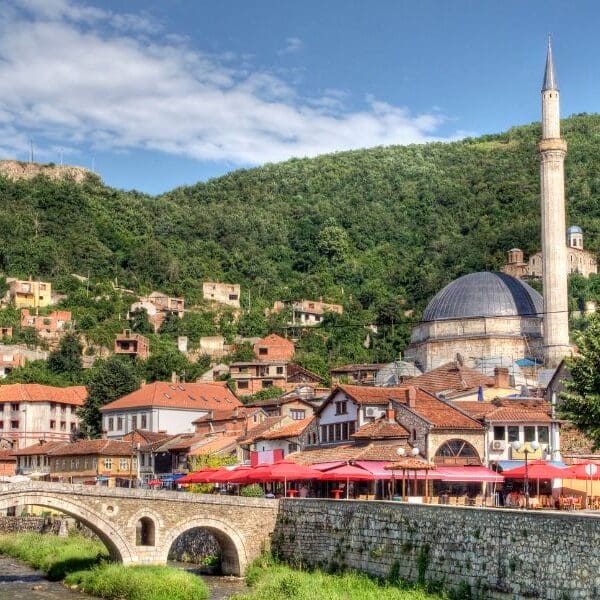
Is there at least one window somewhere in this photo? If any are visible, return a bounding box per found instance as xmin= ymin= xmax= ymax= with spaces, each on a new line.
xmin=141 ymin=454 xmax=145 ymax=467
xmin=11 ymin=420 xmax=18 ymax=429
xmin=131 ymin=416 xmax=137 ymax=430
xmin=60 ymin=421 xmax=66 ymax=431
xmin=290 ymin=409 xmax=305 ymax=420
xmin=70 ymin=422 xmax=76 ymax=431
xmin=507 ymin=426 xmax=519 ymax=443
xmin=104 ymin=458 xmax=112 ymax=470
xmin=119 ymin=458 xmax=128 ymax=470
xmin=11 ymin=403 xmax=18 ymax=411
xmin=262 ymin=380 xmax=273 ymax=388
xmin=237 ymin=381 xmax=249 ymax=390
xmin=335 ymin=401 xmax=348 ymax=415
xmin=0 ymin=404 xmax=4 ymax=412
xmin=117 ymin=416 xmax=123 ymax=430
xmin=259 ymin=347 xmax=268 ymax=356
xmin=108 ymin=417 xmax=114 ymax=431
xmin=524 ymin=426 xmax=536 ymax=442
xmin=493 ymin=426 xmax=506 ymax=441
xmin=61 ymin=405 xmax=66 ymax=413
xmin=0 ymin=421 xmax=3 ymax=429
xmin=288 ymin=443 xmax=298 ymax=454
xmin=50 ymin=420 xmax=56 ymax=429
xmin=538 ymin=426 xmax=549 ymax=444
xmin=141 ymin=414 xmax=147 ymax=429
xmin=71 ymin=459 xmax=76 ymax=469
xmin=276 ymin=366 xmax=284 ymax=375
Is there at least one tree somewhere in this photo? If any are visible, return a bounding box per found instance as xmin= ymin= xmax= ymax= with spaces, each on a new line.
xmin=130 ymin=307 xmax=153 ymax=334
xmin=79 ymin=356 xmax=141 ymax=437
xmin=47 ymin=333 xmax=83 ymax=377
xmin=4 ymin=359 xmax=73 ymax=386
xmin=559 ymin=315 xmax=600 ymax=449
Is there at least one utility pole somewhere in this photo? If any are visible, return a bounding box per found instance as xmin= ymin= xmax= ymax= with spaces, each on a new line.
xmin=29 ymin=140 xmax=34 ymax=163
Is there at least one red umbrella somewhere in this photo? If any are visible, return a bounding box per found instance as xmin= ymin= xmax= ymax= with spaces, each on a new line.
xmin=204 ymin=467 xmax=236 ymax=483
xmin=176 ymin=468 xmax=218 ymax=484
xmin=565 ymin=461 xmax=600 ymax=480
xmin=319 ymin=464 xmax=375 ymax=499
xmin=502 ymin=460 xmax=568 ymax=480
xmin=222 ymin=466 xmax=254 ymax=484
xmin=268 ymin=460 xmax=322 ymax=481
xmin=148 ymin=479 xmax=161 ymax=487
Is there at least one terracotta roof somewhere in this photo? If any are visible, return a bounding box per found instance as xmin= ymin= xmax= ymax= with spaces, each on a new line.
xmin=129 ymin=430 xmax=171 ymax=444
xmin=188 ymin=436 xmax=238 ymax=456
xmin=352 ymin=418 xmax=410 ymax=440
xmin=237 ymin=416 xmax=289 ymax=445
xmin=11 ymin=441 xmax=68 ymax=456
xmin=0 ymin=450 xmax=16 ymax=462
xmin=49 ymin=440 xmax=134 ymax=457
xmin=192 ymin=407 xmax=258 ymax=424
xmin=330 ymin=363 xmax=385 ymax=373
xmin=385 ymin=457 xmax=435 ymax=470
xmin=335 ymin=385 xmax=405 ymax=406
xmin=140 ymin=435 xmax=178 ymax=452
xmin=287 ymin=363 xmax=325 ymax=382
xmin=455 ymin=399 xmax=553 ymax=424
xmin=245 ymin=396 xmax=314 ymax=409
xmin=288 ymin=442 xmax=413 ymax=465
xmin=159 ymin=434 xmax=207 ymax=451
xmin=255 ymin=417 xmax=315 ymax=440
xmin=451 ymin=401 xmax=498 ymax=419
xmin=404 ymin=361 xmax=495 ymax=395
xmin=0 ymin=384 xmax=87 ymax=406
xmin=100 ymin=381 xmax=241 ymax=412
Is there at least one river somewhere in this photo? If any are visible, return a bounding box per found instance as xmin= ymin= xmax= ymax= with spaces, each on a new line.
xmin=0 ymin=556 xmax=249 ymax=600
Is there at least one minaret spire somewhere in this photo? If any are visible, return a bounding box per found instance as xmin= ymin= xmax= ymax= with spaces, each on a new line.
xmin=538 ymin=37 xmax=571 ymax=367
xmin=542 ymin=35 xmax=558 ymax=91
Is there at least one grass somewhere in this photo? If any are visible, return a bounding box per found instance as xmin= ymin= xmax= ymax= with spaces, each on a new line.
xmin=0 ymin=532 xmax=209 ymax=600
xmin=232 ymin=555 xmax=445 ymax=600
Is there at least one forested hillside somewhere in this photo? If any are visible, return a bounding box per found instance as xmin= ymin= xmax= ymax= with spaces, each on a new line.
xmin=2 ymin=113 xmax=600 ymax=366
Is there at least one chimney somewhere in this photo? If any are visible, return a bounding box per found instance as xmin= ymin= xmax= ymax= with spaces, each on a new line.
xmin=171 ymin=371 xmax=178 ymax=384
xmin=385 ymin=401 xmax=395 ymax=423
xmin=494 ymin=367 xmax=510 ymax=389
xmin=406 ymin=387 xmax=417 ymax=408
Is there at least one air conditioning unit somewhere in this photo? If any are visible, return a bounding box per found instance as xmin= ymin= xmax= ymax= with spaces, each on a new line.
xmin=365 ymin=407 xmax=377 ymax=418
xmin=491 ymin=440 xmax=505 ymax=451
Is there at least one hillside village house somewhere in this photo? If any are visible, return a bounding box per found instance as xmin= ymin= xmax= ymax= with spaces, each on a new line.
xmin=202 ymin=282 xmax=241 ymax=308
xmin=114 ymin=330 xmax=150 ymax=360
xmin=100 ymin=381 xmax=242 ymax=439
xmin=330 ymin=363 xmax=386 ymax=386
xmin=48 ymin=439 xmax=138 ymax=486
xmin=268 ymin=298 xmax=343 ymax=326
xmin=129 ymin=292 xmax=184 ymax=333
xmin=13 ymin=440 xmax=67 ymax=478
xmin=21 ymin=309 xmax=72 ymax=343
xmin=5 ymin=277 xmax=52 ymax=308
xmin=246 ymin=389 xmax=318 ymax=420
xmin=0 ymin=345 xmax=48 ymax=379
xmin=251 ymin=417 xmax=317 ymax=457
xmin=0 ymin=384 xmax=86 ymax=448
xmin=193 ymin=406 xmax=267 ymax=437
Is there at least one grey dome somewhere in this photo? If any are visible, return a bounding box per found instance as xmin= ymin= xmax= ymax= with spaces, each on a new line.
xmin=567 ymin=225 xmax=583 ymax=234
xmin=422 ymin=272 xmax=543 ymax=322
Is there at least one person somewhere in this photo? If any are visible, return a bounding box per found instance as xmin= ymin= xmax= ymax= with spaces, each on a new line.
xmin=298 ymin=484 xmax=309 ymax=498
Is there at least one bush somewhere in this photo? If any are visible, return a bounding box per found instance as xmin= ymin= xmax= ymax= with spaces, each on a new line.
xmin=240 ymin=484 xmax=265 ymax=497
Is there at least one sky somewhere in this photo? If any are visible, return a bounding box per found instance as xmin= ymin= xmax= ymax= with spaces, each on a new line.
xmin=0 ymin=0 xmax=598 ymax=194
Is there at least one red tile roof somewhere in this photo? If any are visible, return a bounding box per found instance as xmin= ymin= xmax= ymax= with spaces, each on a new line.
xmin=0 ymin=450 xmax=16 ymax=462
xmin=256 ymin=417 xmax=315 ymax=440
xmin=450 ymin=401 xmax=499 ymax=419
xmin=192 ymin=407 xmax=258 ymax=424
xmin=48 ymin=440 xmax=134 ymax=457
xmin=336 ymin=385 xmax=405 ymax=405
xmin=405 ymin=361 xmax=495 ymax=395
xmin=287 ymin=363 xmax=325 ymax=382
xmin=352 ymin=418 xmax=410 ymax=440
xmin=11 ymin=441 xmax=68 ymax=456
xmin=0 ymin=384 xmax=87 ymax=406
xmin=188 ymin=436 xmax=238 ymax=456
xmin=456 ymin=399 xmax=553 ymax=424
xmin=100 ymin=381 xmax=241 ymax=412
xmin=330 ymin=364 xmax=385 ymax=373
xmin=288 ymin=442 xmax=413 ymax=464
xmin=237 ymin=416 xmax=289 ymax=444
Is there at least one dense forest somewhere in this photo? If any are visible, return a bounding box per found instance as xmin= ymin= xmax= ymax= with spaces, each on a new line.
xmin=2 ymin=113 xmax=600 ymax=371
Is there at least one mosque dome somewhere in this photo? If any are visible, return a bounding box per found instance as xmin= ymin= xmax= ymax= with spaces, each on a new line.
xmin=567 ymin=225 xmax=583 ymax=234
xmin=422 ymin=272 xmax=543 ymax=322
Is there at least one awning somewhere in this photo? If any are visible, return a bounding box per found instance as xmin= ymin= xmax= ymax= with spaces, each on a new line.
xmin=353 ymin=461 xmax=443 ymax=480
xmin=310 ymin=461 xmax=346 ymax=471
xmin=496 ymin=460 xmax=566 ymax=471
xmin=96 ymin=476 xmax=109 ymax=481
xmin=436 ymin=466 xmax=504 ymax=483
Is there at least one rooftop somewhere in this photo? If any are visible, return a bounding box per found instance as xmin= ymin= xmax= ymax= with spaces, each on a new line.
xmin=49 ymin=440 xmax=134 ymax=457
xmin=405 ymin=361 xmax=495 ymax=395
xmin=254 ymin=417 xmax=315 ymax=440
xmin=0 ymin=384 xmax=87 ymax=406
xmin=352 ymin=417 xmax=410 ymax=440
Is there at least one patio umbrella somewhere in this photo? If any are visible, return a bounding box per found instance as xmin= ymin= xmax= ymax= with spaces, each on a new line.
xmin=565 ymin=461 xmax=600 ymax=480
xmin=176 ymin=468 xmax=218 ymax=485
xmin=265 ymin=460 xmax=323 ymax=493
xmin=502 ymin=460 xmax=569 ymax=503
xmin=319 ymin=464 xmax=375 ymax=499
xmin=148 ymin=479 xmax=161 ymax=487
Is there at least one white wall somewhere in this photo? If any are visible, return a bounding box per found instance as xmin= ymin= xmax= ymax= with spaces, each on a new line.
xmin=103 ymin=407 xmax=208 ymax=438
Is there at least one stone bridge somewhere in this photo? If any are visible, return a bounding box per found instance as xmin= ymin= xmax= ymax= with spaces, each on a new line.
xmin=0 ymin=482 xmax=279 ymax=575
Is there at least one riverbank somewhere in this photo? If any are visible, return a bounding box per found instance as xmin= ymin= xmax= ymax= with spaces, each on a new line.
xmin=0 ymin=533 xmax=209 ymax=600
xmin=231 ymin=555 xmax=446 ymax=600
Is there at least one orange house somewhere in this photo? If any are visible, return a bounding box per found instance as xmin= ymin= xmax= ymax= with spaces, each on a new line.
xmin=253 ymin=334 xmax=295 ymax=361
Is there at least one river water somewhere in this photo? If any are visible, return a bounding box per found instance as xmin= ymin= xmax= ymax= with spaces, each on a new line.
xmin=0 ymin=556 xmax=249 ymax=600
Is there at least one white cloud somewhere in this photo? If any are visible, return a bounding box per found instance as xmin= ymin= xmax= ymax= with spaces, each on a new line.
xmin=278 ymin=37 xmax=304 ymax=55
xmin=0 ymin=1 xmax=453 ymax=166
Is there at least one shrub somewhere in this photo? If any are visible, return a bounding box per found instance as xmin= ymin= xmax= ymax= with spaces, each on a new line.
xmin=240 ymin=484 xmax=265 ymax=497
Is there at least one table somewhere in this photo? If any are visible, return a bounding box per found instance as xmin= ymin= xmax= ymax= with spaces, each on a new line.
xmin=331 ymin=488 xmax=344 ymax=500
xmin=286 ymin=489 xmax=299 ymax=498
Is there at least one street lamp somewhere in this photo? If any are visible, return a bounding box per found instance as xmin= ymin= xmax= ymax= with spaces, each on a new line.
xmin=511 ymin=440 xmax=540 ymax=509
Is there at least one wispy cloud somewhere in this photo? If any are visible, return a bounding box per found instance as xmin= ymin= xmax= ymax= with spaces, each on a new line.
xmin=277 ymin=37 xmax=304 ymax=55
xmin=0 ymin=1 xmax=453 ymax=166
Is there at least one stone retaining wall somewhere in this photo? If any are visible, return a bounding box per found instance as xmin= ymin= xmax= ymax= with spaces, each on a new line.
xmin=0 ymin=516 xmax=67 ymax=536
xmin=274 ymin=499 xmax=600 ymax=600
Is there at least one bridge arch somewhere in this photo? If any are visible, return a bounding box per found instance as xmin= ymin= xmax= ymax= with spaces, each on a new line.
xmin=161 ymin=516 xmax=249 ymax=576
xmin=0 ymin=491 xmax=135 ymax=563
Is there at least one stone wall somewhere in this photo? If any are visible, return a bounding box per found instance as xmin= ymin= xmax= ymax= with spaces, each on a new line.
xmin=0 ymin=516 xmax=67 ymax=535
xmin=274 ymin=499 xmax=600 ymax=599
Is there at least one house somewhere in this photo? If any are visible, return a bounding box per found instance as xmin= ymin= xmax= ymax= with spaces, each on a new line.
xmin=253 ymin=334 xmax=295 ymax=362
xmin=229 ymin=360 xmax=288 ymax=396
xmin=12 ymin=440 xmax=67 ymax=477
xmin=114 ymin=330 xmax=150 ymax=360
xmin=202 ymin=282 xmax=241 ymax=308
xmin=21 ymin=309 xmax=72 ymax=343
xmin=286 ymin=364 xmax=326 ymax=389
xmin=268 ymin=298 xmax=343 ymax=326
xmin=246 ymin=391 xmax=317 ymax=420
xmin=236 ymin=416 xmax=294 ymax=462
xmin=5 ymin=277 xmax=52 ymax=308
xmin=192 ymin=406 xmax=267 ymax=437
xmin=0 ymin=344 xmax=48 ymax=379
xmin=100 ymin=381 xmax=242 ymax=439
xmin=199 ymin=336 xmax=231 ymax=360
xmin=316 ymin=385 xmax=485 ymax=466
xmin=0 ymin=384 xmax=86 ymax=448
xmin=129 ymin=292 xmax=184 ymax=333
xmin=48 ymin=439 xmax=138 ymax=486
xmin=250 ymin=417 xmax=317 ymax=458
xmin=330 ymin=363 xmax=386 ymax=385
xmin=0 ymin=327 xmax=12 ymax=338
xmin=454 ymin=397 xmax=561 ymax=466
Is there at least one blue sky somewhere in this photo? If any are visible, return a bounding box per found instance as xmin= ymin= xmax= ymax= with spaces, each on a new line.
xmin=0 ymin=0 xmax=597 ymax=194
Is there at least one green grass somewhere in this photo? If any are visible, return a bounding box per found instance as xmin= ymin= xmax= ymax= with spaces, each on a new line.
xmin=0 ymin=532 xmax=208 ymax=600
xmin=232 ymin=555 xmax=444 ymax=600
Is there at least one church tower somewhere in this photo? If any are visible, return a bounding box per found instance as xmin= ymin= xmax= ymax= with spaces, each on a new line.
xmin=538 ymin=37 xmax=571 ymax=367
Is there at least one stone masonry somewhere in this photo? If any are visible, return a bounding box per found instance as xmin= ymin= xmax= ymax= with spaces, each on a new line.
xmin=274 ymin=499 xmax=600 ymax=600
xmin=0 ymin=482 xmax=279 ymax=575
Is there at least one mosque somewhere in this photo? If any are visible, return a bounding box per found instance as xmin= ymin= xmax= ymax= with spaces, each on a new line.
xmin=405 ymin=40 xmax=573 ymax=374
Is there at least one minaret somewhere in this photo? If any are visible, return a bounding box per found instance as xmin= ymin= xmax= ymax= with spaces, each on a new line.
xmin=538 ymin=37 xmax=571 ymax=367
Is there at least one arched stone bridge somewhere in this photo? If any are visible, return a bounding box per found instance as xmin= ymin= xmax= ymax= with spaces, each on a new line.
xmin=0 ymin=482 xmax=279 ymax=575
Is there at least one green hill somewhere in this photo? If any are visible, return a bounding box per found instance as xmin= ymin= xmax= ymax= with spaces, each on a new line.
xmin=2 ymin=113 xmax=600 ymax=355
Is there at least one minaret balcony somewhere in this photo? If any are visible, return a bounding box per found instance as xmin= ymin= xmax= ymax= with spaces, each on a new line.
xmin=537 ymin=138 xmax=567 ymax=153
